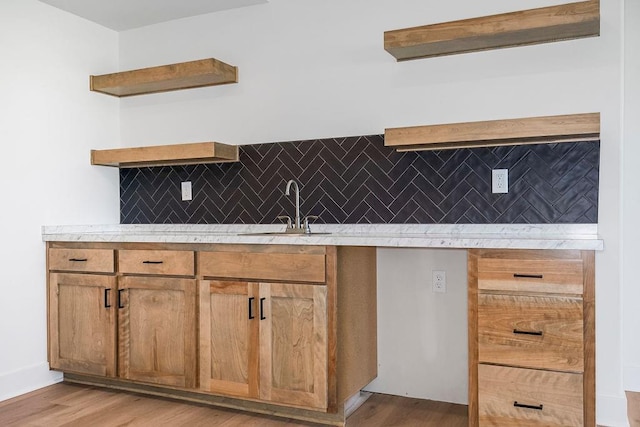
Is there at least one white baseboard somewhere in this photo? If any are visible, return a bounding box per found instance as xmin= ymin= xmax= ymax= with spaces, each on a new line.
xmin=0 ymin=362 xmax=63 ymax=402
xmin=598 ymin=393 xmax=630 ymax=427
xmin=625 ymin=365 xmax=640 ymax=392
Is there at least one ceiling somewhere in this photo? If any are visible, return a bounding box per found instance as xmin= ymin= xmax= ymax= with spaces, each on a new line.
xmin=38 ymin=0 xmax=268 ymax=31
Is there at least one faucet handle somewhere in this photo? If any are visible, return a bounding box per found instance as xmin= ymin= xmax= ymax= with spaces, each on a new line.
xmin=276 ymin=215 xmax=293 ymax=229
xmin=303 ymin=215 xmax=319 ymax=233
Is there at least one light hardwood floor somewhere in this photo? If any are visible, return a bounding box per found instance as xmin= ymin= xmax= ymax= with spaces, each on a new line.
xmin=0 ymin=383 xmax=468 ymax=426
xmin=629 ymin=391 xmax=640 ymax=427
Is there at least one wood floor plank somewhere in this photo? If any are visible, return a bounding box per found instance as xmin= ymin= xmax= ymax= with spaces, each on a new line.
xmin=58 ymin=393 xmax=197 ymax=427
xmin=628 ymin=391 xmax=640 ymax=427
xmin=0 ymin=384 xmax=468 ymax=426
xmin=18 ymin=390 xmax=127 ymax=427
xmin=346 ymin=394 xmax=467 ymax=427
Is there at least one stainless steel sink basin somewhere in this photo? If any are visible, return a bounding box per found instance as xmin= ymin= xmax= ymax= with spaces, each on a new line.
xmin=239 ymin=231 xmax=331 ymax=236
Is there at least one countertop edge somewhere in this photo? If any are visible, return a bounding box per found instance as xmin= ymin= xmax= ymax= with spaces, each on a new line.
xmin=41 ymin=224 xmax=604 ymax=251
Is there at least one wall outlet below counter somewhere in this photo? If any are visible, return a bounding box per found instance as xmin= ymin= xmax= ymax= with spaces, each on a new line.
xmin=432 ymin=270 xmax=446 ymax=293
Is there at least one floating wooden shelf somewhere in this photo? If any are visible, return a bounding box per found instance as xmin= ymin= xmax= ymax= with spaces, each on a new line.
xmin=90 ymin=58 xmax=238 ymax=97
xmin=384 ymin=0 xmax=599 ymax=61
xmin=91 ymin=142 xmax=239 ymax=168
xmin=384 ymin=113 xmax=600 ymax=152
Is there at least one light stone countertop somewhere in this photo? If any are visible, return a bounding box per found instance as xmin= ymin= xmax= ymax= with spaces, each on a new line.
xmin=41 ymin=224 xmax=604 ymax=251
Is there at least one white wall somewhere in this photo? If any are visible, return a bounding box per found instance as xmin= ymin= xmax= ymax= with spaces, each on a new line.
xmin=117 ymin=1 xmax=626 ymax=424
xmin=0 ymin=0 xmax=119 ymax=401
xmin=368 ymin=249 xmax=468 ymax=404
xmin=623 ymin=0 xmax=640 ymax=397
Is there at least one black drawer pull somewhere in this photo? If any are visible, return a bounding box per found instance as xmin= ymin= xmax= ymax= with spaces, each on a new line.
xmin=249 ymin=297 xmax=255 ymax=320
xmin=69 ymin=258 xmax=88 ymax=262
xmin=513 ymin=329 xmax=543 ymax=336
xmin=118 ymin=289 xmax=125 ymax=309
xmin=142 ymin=260 xmax=164 ymax=264
xmin=513 ymin=273 xmax=543 ymax=279
xmin=260 ymin=297 xmax=266 ymax=320
xmin=104 ymin=288 xmax=111 ymax=308
xmin=514 ymin=401 xmax=543 ymax=411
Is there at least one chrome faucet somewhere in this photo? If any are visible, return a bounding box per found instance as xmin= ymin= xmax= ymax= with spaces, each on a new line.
xmin=285 ymin=179 xmax=301 ymax=230
xmin=280 ymin=180 xmax=319 ymax=234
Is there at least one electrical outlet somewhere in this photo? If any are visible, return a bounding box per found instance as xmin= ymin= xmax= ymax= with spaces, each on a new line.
xmin=492 ymin=169 xmax=509 ymax=194
xmin=181 ymin=181 xmax=192 ymax=201
xmin=432 ymin=270 xmax=446 ymax=293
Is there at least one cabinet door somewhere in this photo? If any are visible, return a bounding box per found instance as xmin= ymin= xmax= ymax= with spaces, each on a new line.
xmin=200 ymin=280 xmax=259 ymax=398
xmin=259 ymin=282 xmax=328 ymax=410
xmin=118 ymin=276 xmax=196 ymax=388
xmin=49 ymin=273 xmax=116 ymax=376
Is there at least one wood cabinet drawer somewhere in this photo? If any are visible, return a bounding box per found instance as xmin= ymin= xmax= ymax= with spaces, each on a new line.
xmin=478 ymin=257 xmax=583 ymax=294
xmin=479 ymin=364 xmax=583 ymax=426
xmin=49 ymin=248 xmax=115 ymax=273
xmin=478 ymin=293 xmax=584 ymax=372
xmin=118 ymin=250 xmax=195 ymax=276
xmin=199 ymin=251 xmax=325 ymax=283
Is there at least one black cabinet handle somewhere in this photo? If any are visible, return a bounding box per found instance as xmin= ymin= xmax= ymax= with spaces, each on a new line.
xmin=249 ymin=297 xmax=255 ymax=319
xmin=260 ymin=297 xmax=266 ymax=320
xmin=142 ymin=260 xmax=164 ymax=264
xmin=513 ymin=329 xmax=543 ymax=336
xmin=104 ymin=288 xmax=111 ymax=308
xmin=514 ymin=401 xmax=543 ymax=411
xmin=513 ymin=273 xmax=543 ymax=279
xmin=69 ymin=258 xmax=88 ymax=262
xmin=118 ymin=289 xmax=125 ymax=309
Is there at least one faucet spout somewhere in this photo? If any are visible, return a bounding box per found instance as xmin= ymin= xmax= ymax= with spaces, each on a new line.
xmin=285 ymin=179 xmax=301 ymax=230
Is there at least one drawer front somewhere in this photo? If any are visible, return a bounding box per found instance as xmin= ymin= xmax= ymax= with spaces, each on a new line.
xmin=478 ymin=258 xmax=583 ymax=294
xmin=479 ymin=364 xmax=583 ymax=427
xmin=478 ymin=294 xmax=584 ymax=372
xmin=49 ymin=248 xmax=114 ymax=273
xmin=118 ymin=250 xmax=194 ymax=276
xmin=199 ymin=251 xmax=325 ymax=283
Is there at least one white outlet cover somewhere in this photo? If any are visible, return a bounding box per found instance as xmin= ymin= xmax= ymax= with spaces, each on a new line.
xmin=181 ymin=181 xmax=192 ymax=201
xmin=492 ymin=169 xmax=509 ymax=194
xmin=432 ymin=270 xmax=446 ymax=293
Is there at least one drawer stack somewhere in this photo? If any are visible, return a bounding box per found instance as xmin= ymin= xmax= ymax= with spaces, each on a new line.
xmin=468 ymin=249 xmax=595 ymax=427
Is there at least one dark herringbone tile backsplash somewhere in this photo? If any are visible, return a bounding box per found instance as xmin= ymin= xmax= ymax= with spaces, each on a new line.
xmin=120 ymin=135 xmax=599 ymax=224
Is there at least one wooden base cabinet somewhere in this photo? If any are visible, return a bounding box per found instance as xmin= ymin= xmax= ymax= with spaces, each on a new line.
xmin=48 ymin=244 xmax=197 ymax=389
xmin=48 ymin=248 xmax=116 ymax=377
xmin=198 ymin=246 xmax=376 ymax=415
xmin=48 ymin=242 xmax=377 ymax=426
xmin=200 ymin=280 xmax=328 ymax=409
xmin=116 ymin=249 xmax=197 ymax=389
xmin=468 ymin=249 xmax=595 ymax=427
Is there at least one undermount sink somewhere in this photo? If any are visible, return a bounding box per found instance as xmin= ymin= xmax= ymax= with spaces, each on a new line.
xmin=239 ymin=231 xmax=331 ymax=236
